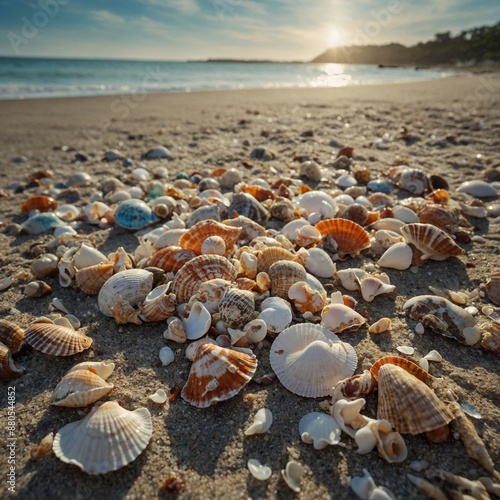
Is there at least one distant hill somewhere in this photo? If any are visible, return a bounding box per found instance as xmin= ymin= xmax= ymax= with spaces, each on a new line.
xmin=311 ymin=22 xmax=500 ymax=66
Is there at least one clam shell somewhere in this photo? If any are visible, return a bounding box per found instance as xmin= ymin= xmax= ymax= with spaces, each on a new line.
xmin=486 ymin=271 xmax=500 ymax=306
xmin=98 ymin=269 xmax=154 ymax=317
xmin=159 ymin=346 xmax=175 ymax=366
xmin=75 ymin=262 xmax=114 ymax=295
xmin=315 ymin=218 xmax=370 ymax=258
xmin=73 ymin=244 xmax=107 ymax=269
xmin=280 ymin=219 xmax=312 ymax=241
xmin=0 ymin=319 xmax=24 ymax=354
xmin=53 ymin=401 xmax=152 ymax=474
xmin=0 ymin=342 xmax=23 ymax=381
xmin=66 ymin=361 xmax=115 ymax=380
xmin=244 ymin=408 xmax=273 ymax=436
xmin=139 ymin=284 xmax=176 ymax=322
xmin=51 ymin=368 xmax=114 ymax=407
xmin=24 ymin=319 xmax=92 ymax=356
xmin=302 ymin=247 xmax=336 ymax=278
xmin=258 ymin=296 xmax=292 ymax=333
xmin=281 ymin=460 xmax=303 ymax=493
xmin=256 ymin=246 xmax=296 ymax=273
xmin=114 ymin=199 xmax=157 ymax=230
xmin=340 ymin=203 xmax=369 ymax=226
xmin=153 ymin=228 xmax=187 ymax=249
xmin=243 ymin=319 xmax=267 ymax=343
xmin=270 ymin=323 xmax=357 ymax=398
xmin=181 ymin=343 xmax=257 ymax=408
xmin=179 ymin=219 xmax=241 ymax=255
xmin=377 ymin=242 xmax=413 ymax=270
xmin=321 ymin=303 xmax=366 ymax=333
xmin=299 ymin=412 xmax=341 ymax=449
xmin=147 ymin=246 xmax=197 ymax=273
xmin=457 ymin=180 xmax=497 ymax=198
xmin=21 ymin=213 xmax=65 ymax=234
xmin=368 ymin=318 xmax=392 ymax=333
xmin=219 ymin=288 xmax=255 ymax=329
xmin=172 ymin=255 xmax=236 ymax=304
xmin=400 ymin=223 xmax=463 ymax=261
xmin=269 ymin=260 xmax=307 ymax=300
xmin=376 ymin=364 xmax=453 ymax=434
xmin=296 ymin=191 xmax=338 ymax=219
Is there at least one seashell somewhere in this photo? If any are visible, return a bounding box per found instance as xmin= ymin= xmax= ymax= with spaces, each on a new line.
xmin=315 ymin=218 xmax=370 ymax=259
xmin=299 ymin=160 xmax=322 ymax=181
xmin=201 ymin=235 xmax=226 ymax=255
xmin=459 ymin=201 xmax=488 ymax=218
xmin=172 ymin=255 xmax=236 ymax=305
xmin=189 ymin=278 xmax=233 ymax=314
xmin=370 ymin=356 xmax=434 ymax=384
xmin=403 ymin=295 xmax=481 ymax=345
xmin=223 ymin=215 xmax=266 ymax=241
xmin=247 ymin=459 xmax=272 ymax=481
xmin=336 ymin=268 xmax=369 ymax=291
xmin=401 ymin=223 xmax=463 ymax=261
xmin=0 ymin=342 xmax=23 ymax=381
xmin=54 ymin=204 xmax=81 ymax=222
xmin=149 ymin=389 xmax=168 ymax=404
xmin=256 ymin=247 xmax=296 ymax=273
xmin=107 ymin=246 xmax=134 ymax=273
xmin=481 ymin=329 xmax=500 ymax=356
xmin=66 ymin=360 xmax=115 ymax=380
xmin=82 ymin=201 xmax=111 ymax=224
xmin=75 ymin=262 xmax=114 ymax=295
xmin=187 ymin=205 xmax=220 ymax=227
xmin=486 ymin=271 xmax=500 ymax=306
xmin=281 ymin=460 xmax=303 ymax=493
xmin=53 ymin=400 xmax=152 ymax=474
xmin=369 ymin=318 xmax=391 ymax=333
xmin=98 ymin=269 xmax=154 ymax=317
xmin=270 ymin=323 xmax=357 ymax=397
xmin=418 ymin=204 xmax=459 ymax=233
xmin=144 ymin=145 xmax=170 ymax=159
xmin=351 ymin=469 xmax=377 ymax=500
xmin=220 ymin=168 xmax=242 ymax=189
xmin=358 ymin=276 xmax=396 ymax=302
xmin=183 ymin=301 xmax=211 ymax=340
xmin=258 ymin=296 xmax=293 ymax=333
xmin=331 ymin=398 xmax=367 ymax=438
xmin=73 ymin=244 xmax=107 ymax=269
xmin=407 ymin=475 xmax=447 ymax=500
xmin=24 ymin=280 xmax=52 ymax=297
xmin=244 ymin=408 xmax=273 ymax=436
xmin=22 ymin=213 xmax=65 ymax=234
xmin=239 ymin=251 xmax=258 ymax=278
xmin=296 ymin=191 xmax=338 ymax=219
xmin=397 ymin=168 xmax=429 ymax=195
xmin=228 ymin=192 xmax=268 ymax=221
xmin=427 ymin=188 xmax=450 ymax=205
xmin=457 ymin=180 xmax=497 ymax=198
xmin=30 ymin=432 xmax=54 ymax=461
xmin=280 ymin=219 xmax=311 ymax=242
xmin=377 ymin=242 xmax=412 ymax=270
xmin=51 ymin=368 xmax=114 ymax=407
xmin=153 ymin=228 xmax=187 ymax=249
xmin=340 ymin=203 xmax=369 ymax=226
xmin=179 ymin=219 xmax=241 ymax=256
xmin=181 ymin=343 xmax=257 ymax=408
xmin=369 ymin=217 xmax=405 ymax=233
xmin=243 ymin=319 xmax=267 ymax=343
xmin=396 ymin=345 xmax=414 ymax=355
xmin=139 ymin=284 xmax=176 ymax=322
xmin=269 ymin=260 xmax=307 ymax=299
xmin=24 ymin=318 xmax=92 ymax=356
xmin=376 ymin=364 xmax=453 ymax=434
xmin=110 ymin=300 xmax=141 ymax=325
xmin=288 ymin=281 xmax=327 ymax=314
xmin=295 ymin=224 xmax=322 ymax=248
xmin=330 ymin=370 xmax=375 ymax=402
xmin=250 ymin=147 xmax=276 ymax=161
xmin=114 ymin=199 xmax=157 ymax=230
xmin=301 ymin=247 xmax=336 ymax=278
xmin=391 ymin=205 xmax=418 ymax=224
xmin=321 ymin=303 xmax=366 ymax=333
xmin=0 ymin=319 xmax=24 ymax=353
xmin=30 ymin=253 xmax=58 ymax=279
xmin=219 ymin=288 xmax=255 ymax=329
xmin=239 ymin=183 xmax=273 ymax=202
xmin=159 ymin=346 xmax=175 ymax=366
xmin=163 ymin=317 xmax=187 ymax=344
xmin=20 ymin=195 xmax=58 ymax=212
xmin=147 ymin=246 xmax=196 ymax=273
xmin=299 ymin=412 xmax=341 ymax=449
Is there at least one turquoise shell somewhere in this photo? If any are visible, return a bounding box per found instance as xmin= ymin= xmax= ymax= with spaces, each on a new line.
xmin=367 ymin=179 xmax=393 ymax=194
xmin=114 ymin=199 xmax=158 ymax=230
xmin=22 ymin=213 xmax=65 ymax=234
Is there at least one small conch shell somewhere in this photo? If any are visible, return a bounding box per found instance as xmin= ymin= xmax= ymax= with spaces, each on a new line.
xmin=24 ymin=280 xmax=52 ymax=297
xmin=298 ymin=412 xmax=341 ymax=449
xmin=244 ymin=408 xmax=273 ymax=436
xmin=183 ymin=301 xmax=211 ymax=340
xmin=0 ymin=319 xmax=24 ymax=354
xmin=247 ymin=459 xmax=272 ymax=481
xmin=139 ymin=284 xmax=176 ymax=322
xmin=331 ymin=398 xmax=368 ymax=438
xmin=330 ymin=370 xmax=375 ymax=402
xmin=281 ymin=460 xmax=303 ymax=493
xmin=321 ymin=303 xmax=366 ymax=333
xmin=75 ymin=262 xmax=114 ymax=295
xmin=163 ymin=317 xmax=186 ymax=344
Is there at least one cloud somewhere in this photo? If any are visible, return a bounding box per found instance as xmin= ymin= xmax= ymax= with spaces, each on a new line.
xmin=91 ymin=10 xmax=125 ymax=24
xmin=140 ymin=0 xmax=199 ymax=15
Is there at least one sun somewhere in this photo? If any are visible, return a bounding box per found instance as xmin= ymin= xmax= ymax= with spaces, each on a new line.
xmin=327 ymin=27 xmax=344 ymax=48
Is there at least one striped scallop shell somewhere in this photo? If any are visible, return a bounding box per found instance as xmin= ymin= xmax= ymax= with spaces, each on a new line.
xmin=51 ymin=368 xmax=114 ymax=407
xmin=256 ymin=246 xmax=296 ymax=273
xmin=0 ymin=318 xmax=24 ymax=354
xmin=400 ymin=223 xmax=463 ymax=261
xmin=139 ymin=284 xmax=176 ymax=322
xmin=201 ymin=235 xmax=226 ymax=256
xmin=147 ymin=246 xmax=197 ymax=273
xmin=179 ymin=219 xmax=241 ymax=255
xmin=315 ymin=218 xmax=370 ymax=258
xmin=370 ymin=356 xmax=434 ymax=384
xmin=75 ymin=262 xmax=114 ymax=295
xmin=0 ymin=342 xmax=23 ymax=382
xmin=172 ymin=254 xmax=236 ymax=304
xmin=418 ymin=204 xmax=459 ymax=233
xmin=181 ymin=343 xmax=258 ymax=408
xmin=270 ymin=323 xmax=357 ymax=398
xmin=24 ymin=318 xmax=92 ymax=356
xmin=269 ymin=260 xmax=307 ymax=299
xmin=53 ymin=401 xmax=152 ymax=474
xmin=486 ymin=271 xmax=500 ymax=306
xmin=219 ymin=288 xmax=255 ymax=328
xmin=376 ymin=364 xmax=453 ymax=434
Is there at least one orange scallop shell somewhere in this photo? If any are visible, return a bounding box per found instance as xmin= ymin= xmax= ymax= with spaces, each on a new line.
xmin=20 ymin=195 xmax=58 ymax=212
xmin=179 ymin=220 xmax=241 ymax=256
xmin=75 ymin=262 xmax=114 ymax=295
xmin=256 ymin=247 xmax=296 ymax=273
xmin=370 ymin=356 xmax=434 ymax=383
xmin=239 ymin=184 xmax=274 ymax=202
xmin=172 ymin=254 xmax=237 ymax=304
xmin=147 ymin=246 xmax=197 ymax=272
xmin=315 ymin=218 xmax=370 ymax=258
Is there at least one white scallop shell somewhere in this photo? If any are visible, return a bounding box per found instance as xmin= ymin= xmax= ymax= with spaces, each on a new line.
xmin=302 ymin=247 xmax=336 ymax=278
xmin=258 ymin=296 xmax=292 ymax=333
xmin=281 ymin=460 xmax=303 ymax=493
xmin=149 ymin=389 xmax=167 ymax=404
xmin=299 ymin=412 xmax=341 ymax=449
xmin=66 ymin=361 xmax=115 ymax=380
xmin=98 ymin=269 xmax=154 ymax=317
xmin=244 ymin=408 xmax=273 ymax=436
xmin=377 ymin=242 xmax=413 ymax=270
xmin=321 ymin=303 xmax=366 ymax=332
xmin=457 ymin=180 xmax=497 ymax=198
xmin=53 ymin=401 xmax=152 ymax=474
xmin=247 ymin=459 xmax=272 ymax=481
xmin=73 ymin=244 xmax=108 ymax=269
xmin=159 ymin=346 xmax=175 ymax=366
xmin=270 ymin=323 xmax=357 ymax=397
xmin=183 ymin=301 xmax=211 ymax=340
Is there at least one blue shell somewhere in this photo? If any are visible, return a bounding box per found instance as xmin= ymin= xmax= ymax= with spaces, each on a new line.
xmin=114 ymin=199 xmax=158 ymax=230
xmin=22 ymin=213 xmax=65 ymax=234
xmin=367 ymin=179 xmax=393 ymax=194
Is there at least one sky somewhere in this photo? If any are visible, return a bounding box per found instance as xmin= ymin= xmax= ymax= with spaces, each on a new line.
xmin=0 ymin=0 xmax=498 ymax=61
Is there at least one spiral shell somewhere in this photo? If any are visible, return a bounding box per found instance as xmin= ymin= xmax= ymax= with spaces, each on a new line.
xmin=139 ymin=284 xmax=176 ymax=322
xmin=268 ymin=260 xmax=307 ymax=299
xmin=75 ymin=262 xmax=114 ymax=295
xmin=179 ymin=220 xmax=241 ymax=256
xmin=315 ymin=218 xmax=370 ymax=259
xmin=30 ymin=253 xmax=59 ymax=279
xmin=219 ymin=288 xmax=255 ymax=329
xmin=397 ymin=168 xmax=429 ymax=195
xmin=0 ymin=319 xmax=24 ymax=354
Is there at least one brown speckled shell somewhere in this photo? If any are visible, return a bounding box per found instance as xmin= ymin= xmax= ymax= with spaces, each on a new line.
xmin=218 ymin=288 xmax=255 ymax=329
xmin=0 ymin=319 xmax=24 ymax=354
xmin=268 ymin=260 xmax=307 ymax=299
xmin=75 ymin=262 xmax=114 ymax=295
xmin=418 ymin=204 xmax=459 ymax=233
xmin=315 ymin=218 xmax=370 ymax=258
xmin=179 ymin=220 xmax=241 ymax=256
xmin=0 ymin=342 xmax=23 ymax=382
xmin=339 ymin=204 xmax=369 ymax=226
xmin=20 ymin=195 xmax=58 ymax=212
xmin=486 ymin=271 xmax=500 ymax=306
xmin=370 ymin=356 xmax=434 ymax=383
xmin=147 ymin=246 xmax=197 ymax=273
xmin=172 ymin=254 xmax=237 ymax=304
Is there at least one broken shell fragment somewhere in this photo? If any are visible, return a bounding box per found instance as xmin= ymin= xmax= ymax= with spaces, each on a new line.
xmin=330 ymin=370 xmax=375 ymax=402
xmin=321 ymin=303 xmax=366 ymax=333
xmin=244 ymin=408 xmax=273 ymax=436
xmin=139 ymin=284 xmax=176 ymax=322
xmin=183 ymin=301 xmax=211 ymax=341
xmin=298 ymin=412 xmax=341 ymax=449
xmin=149 ymin=389 xmax=168 ymax=404
xmin=281 ymin=460 xmax=303 ymax=493
xmin=66 ymin=361 xmax=115 ymax=380
xmin=247 ymin=459 xmax=272 ymax=481
xmin=163 ymin=318 xmax=187 ymax=344
xmin=30 ymin=432 xmax=54 ymax=461
xmin=368 ymin=318 xmax=391 ymax=334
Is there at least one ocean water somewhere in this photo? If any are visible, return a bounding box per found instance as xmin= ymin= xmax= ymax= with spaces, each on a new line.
xmin=0 ymin=57 xmax=450 ymax=100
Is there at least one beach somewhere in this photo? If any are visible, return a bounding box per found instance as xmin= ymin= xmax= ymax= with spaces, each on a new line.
xmin=0 ymin=73 xmax=499 ymax=499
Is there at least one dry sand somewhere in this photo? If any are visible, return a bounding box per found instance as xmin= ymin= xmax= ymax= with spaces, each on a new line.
xmin=0 ymin=74 xmax=499 ymax=499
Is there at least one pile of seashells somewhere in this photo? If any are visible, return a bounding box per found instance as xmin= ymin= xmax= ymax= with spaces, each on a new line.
xmin=1 ymin=151 xmax=499 ymax=495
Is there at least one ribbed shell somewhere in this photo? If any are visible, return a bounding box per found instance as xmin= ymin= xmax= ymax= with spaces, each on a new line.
xmin=377 ymin=364 xmax=453 ymax=434
xmin=0 ymin=342 xmax=23 ymax=382
xmin=219 ymin=288 xmax=255 ymax=328
xmin=370 ymin=356 xmax=434 ymax=383
xmin=179 ymin=220 xmax=241 ymax=255
xmin=114 ymin=199 xmax=155 ymax=230
xmin=0 ymin=319 xmax=24 ymax=354
xmin=257 ymin=247 xmax=296 ymax=273
xmin=269 ymin=260 xmax=307 ymax=299
xmin=75 ymin=262 xmax=114 ymax=295
xmin=486 ymin=271 xmax=500 ymax=306
xmin=20 ymin=195 xmax=58 ymax=212
xmin=228 ymin=192 xmax=268 ymax=222
xmin=315 ymin=218 xmax=370 ymax=258
xmin=53 ymin=401 xmax=152 ymax=474
xmin=172 ymin=254 xmax=236 ymax=304
xmin=51 ymin=368 xmax=114 ymax=407
xmin=270 ymin=324 xmax=357 ymax=398
xmin=139 ymin=284 xmax=176 ymax=322
xmin=24 ymin=320 xmax=92 ymax=356
xmin=418 ymin=204 xmax=459 ymax=233
xmin=181 ymin=343 xmax=257 ymax=408
xmin=201 ymin=235 xmax=226 ymax=256
xmin=400 ymin=223 xmax=463 ymax=261
xmin=147 ymin=246 xmax=197 ymax=272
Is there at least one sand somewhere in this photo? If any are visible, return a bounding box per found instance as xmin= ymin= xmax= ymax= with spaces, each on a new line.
xmin=0 ymin=74 xmax=499 ymax=499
